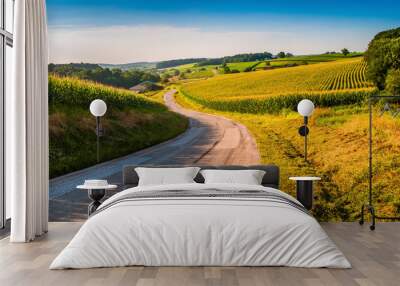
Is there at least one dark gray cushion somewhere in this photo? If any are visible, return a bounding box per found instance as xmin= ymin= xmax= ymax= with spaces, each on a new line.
xmin=123 ymin=165 xmax=279 ymax=189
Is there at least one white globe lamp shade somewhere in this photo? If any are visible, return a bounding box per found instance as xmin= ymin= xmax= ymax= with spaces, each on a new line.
xmin=297 ymin=99 xmax=315 ymax=117
xmin=90 ymin=99 xmax=107 ymax=117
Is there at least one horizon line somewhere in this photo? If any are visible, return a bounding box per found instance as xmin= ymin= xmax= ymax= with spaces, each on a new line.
xmin=49 ymin=51 xmax=365 ymax=66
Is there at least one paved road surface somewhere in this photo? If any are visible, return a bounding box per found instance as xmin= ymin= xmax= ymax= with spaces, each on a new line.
xmin=49 ymin=90 xmax=260 ymax=221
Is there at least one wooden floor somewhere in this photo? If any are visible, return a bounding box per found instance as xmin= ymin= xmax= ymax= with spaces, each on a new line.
xmin=0 ymin=222 xmax=399 ymax=286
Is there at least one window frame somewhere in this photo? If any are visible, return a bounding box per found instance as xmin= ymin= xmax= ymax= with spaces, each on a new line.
xmin=0 ymin=0 xmax=13 ymax=229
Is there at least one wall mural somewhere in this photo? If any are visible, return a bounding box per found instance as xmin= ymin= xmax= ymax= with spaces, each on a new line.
xmin=47 ymin=0 xmax=400 ymax=222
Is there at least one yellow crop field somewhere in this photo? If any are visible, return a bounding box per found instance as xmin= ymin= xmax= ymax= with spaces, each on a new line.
xmin=319 ymin=58 xmax=371 ymax=90
xmin=175 ymin=91 xmax=400 ymax=221
xmin=181 ymin=58 xmax=376 ymax=113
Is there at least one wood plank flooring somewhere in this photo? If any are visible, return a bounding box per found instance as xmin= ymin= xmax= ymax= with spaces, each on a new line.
xmin=0 ymin=222 xmax=399 ymax=286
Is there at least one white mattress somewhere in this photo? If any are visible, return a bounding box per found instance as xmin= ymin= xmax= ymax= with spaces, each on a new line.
xmin=50 ymin=183 xmax=351 ymax=269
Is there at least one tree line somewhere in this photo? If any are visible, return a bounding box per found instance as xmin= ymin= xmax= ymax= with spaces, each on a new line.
xmin=365 ymin=27 xmax=400 ymax=94
xmin=155 ymin=52 xmax=280 ymax=69
xmin=196 ymin=52 xmax=275 ymax=66
xmin=48 ymin=63 xmax=161 ymax=89
xmin=156 ymin=58 xmax=207 ymax=69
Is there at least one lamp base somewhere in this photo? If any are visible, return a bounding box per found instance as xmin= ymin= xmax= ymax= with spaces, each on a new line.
xmin=359 ymin=203 xmax=400 ymax=231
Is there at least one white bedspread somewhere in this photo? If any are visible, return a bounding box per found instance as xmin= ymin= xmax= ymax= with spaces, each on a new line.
xmin=50 ymin=183 xmax=351 ymax=269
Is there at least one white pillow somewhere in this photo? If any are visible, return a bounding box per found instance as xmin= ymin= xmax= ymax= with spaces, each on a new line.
xmin=200 ymin=169 xmax=266 ymax=185
xmin=135 ymin=167 xmax=201 ymax=186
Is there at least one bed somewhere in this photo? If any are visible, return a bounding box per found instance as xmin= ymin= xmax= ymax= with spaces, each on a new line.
xmin=50 ymin=165 xmax=351 ymax=269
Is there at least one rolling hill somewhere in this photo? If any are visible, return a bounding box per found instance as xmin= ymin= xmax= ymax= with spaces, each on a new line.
xmin=99 ymin=62 xmax=157 ymax=70
xmin=49 ymin=76 xmax=188 ymax=177
xmin=181 ymin=57 xmax=376 ymax=113
xmin=174 ymin=56 xmax=398 ymax=221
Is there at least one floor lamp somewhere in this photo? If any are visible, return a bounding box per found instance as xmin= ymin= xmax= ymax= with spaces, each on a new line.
xmin=359 ymin=95 xmax=400 ymax=230
xmin=90 ymin=99 xmax=107 ymax=163
xmin=297 ymin=99 xmax=315 ymax=162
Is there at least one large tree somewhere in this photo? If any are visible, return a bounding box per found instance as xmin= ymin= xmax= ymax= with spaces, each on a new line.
xmin=341 ymin=48 xmax=350 ymax=56
xmin=365 ymin=27 xmax=400 ymax=90
xmin=277 ymin=51 xmax=286 ymax=58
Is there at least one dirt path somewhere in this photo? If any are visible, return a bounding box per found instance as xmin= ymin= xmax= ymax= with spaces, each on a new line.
xmin=49 ymin=90 xmax=260 ymax=221
xmin=163 ymin=90 xmax=260 ymax=164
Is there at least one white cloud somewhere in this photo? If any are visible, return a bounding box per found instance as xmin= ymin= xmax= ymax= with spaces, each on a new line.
xmin=48 ymin=24 xmax=372 ymax=64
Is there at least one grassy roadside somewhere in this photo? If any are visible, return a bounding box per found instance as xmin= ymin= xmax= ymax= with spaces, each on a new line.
xmin=49 ymin=78 xmax=188 ymax=178
xmin=174 ymin=88 xmax=400 ymax=221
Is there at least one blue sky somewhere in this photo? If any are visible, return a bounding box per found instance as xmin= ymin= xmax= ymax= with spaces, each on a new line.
xmin=47 ymin=0 xmax=400 ymax=63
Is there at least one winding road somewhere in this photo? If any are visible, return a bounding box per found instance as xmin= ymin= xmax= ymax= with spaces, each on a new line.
xmin=163 ymin=90 xmax=260 ymax=165
xmin=49 ymin=90 xmax=260 ymax=220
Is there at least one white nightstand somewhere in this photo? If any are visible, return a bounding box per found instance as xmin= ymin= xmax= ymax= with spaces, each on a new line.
xmin=77 ymin=184 xmax=117 ymax=216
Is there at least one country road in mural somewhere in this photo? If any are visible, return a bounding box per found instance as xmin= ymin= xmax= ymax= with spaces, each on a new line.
xmin=49 ymin=90 xmax=260 ymax=221
xmin=46 ymin=0 xmax=400 ymax=223
xmin=163 ymin=90 xmax=260 ymax=165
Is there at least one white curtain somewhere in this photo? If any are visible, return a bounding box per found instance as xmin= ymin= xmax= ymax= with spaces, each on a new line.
xmin=7 ymin=0 xmax=49 ymax=242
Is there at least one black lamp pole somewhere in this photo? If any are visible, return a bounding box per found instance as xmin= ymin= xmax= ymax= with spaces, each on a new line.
xmin=304 ymin=116 xmax=308 ymax=162
xmin=90 ymin=99 xmax=107 ymax=164
xmin=298 ymin=116 xmax=310 ymax=163
xmin=96 ymin=116 xmax=100 ymax=163
xmin=298 ymin=99 xmax=314 ymax=162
